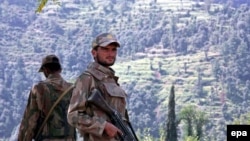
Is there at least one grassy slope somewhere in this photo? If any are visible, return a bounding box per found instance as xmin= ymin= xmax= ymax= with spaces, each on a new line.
xmin=114 ymin=49 xmax=220 ymax=102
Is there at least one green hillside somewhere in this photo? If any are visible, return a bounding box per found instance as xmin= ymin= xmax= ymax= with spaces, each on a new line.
xmin=0 ymin=0 xmax=250 ymax=140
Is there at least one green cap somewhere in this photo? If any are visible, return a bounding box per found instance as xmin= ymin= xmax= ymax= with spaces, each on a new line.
xmin=92 ymin=33 xmax=120 ymax=49
xmin=38 ymin=55 xmax=60 ymax=72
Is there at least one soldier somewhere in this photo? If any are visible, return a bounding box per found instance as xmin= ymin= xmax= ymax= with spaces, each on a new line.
xmin=67 ymin=33 xmax=131 ymax=141
xmin=18 ymin=55 xmax=76 ymax=141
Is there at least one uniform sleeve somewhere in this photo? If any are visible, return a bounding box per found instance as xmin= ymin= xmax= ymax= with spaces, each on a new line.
xmin=67 ymin=74 xmax=107 ymax=137
xmin=17 ymin=85 xmax=41 ymax=141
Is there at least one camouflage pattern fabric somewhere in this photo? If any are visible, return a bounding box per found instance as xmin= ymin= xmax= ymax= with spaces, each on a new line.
xmin=92 ymin=33 xmax=120 ymax=49
xmin=18 ymin=73 xmax=76 ymax=141
xmin=67 ymin=62 xmax=127 ymax=141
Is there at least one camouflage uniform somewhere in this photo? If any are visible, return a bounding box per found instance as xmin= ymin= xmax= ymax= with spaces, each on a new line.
xmin=18 ymin=55 xmax=76 ymax=141
xmin=67 ymin=62 xmax=128 ymax=141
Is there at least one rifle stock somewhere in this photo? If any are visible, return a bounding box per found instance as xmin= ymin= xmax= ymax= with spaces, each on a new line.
xmin=87 ymin=89 xmax=139 ymax=141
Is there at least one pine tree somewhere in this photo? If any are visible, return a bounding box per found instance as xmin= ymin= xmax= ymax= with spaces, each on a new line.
xmin=166 ymin=85 xmax=177 ymax=141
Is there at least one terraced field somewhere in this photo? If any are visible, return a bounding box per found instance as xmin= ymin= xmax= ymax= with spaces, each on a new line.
xmin=113 ymin=48 xmax=227 ymax=140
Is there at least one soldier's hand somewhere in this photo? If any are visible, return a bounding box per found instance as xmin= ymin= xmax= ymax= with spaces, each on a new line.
xmin=104 ymin=122 xmax=123 ymax=138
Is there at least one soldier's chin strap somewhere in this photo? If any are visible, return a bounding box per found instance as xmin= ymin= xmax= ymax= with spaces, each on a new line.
xmin=34 ymin=84 xmax=75 ymax=140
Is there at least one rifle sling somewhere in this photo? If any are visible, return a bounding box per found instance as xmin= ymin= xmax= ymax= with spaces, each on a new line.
xmin=34 ymin=84 xmax=75 ymax=140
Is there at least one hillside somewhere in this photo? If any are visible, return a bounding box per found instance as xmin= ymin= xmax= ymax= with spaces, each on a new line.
xmin=113 ymin=49 xmax=225 ymax=139
xmin=0 ymin=0 xmax=250 ymax=140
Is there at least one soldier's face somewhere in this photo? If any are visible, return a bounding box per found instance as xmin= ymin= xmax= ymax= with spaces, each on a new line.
xmin=92 ymin=44 xmax=117 ymax=67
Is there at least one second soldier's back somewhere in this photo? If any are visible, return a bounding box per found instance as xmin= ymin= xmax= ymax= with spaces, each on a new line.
xmin=18 ymin=55 xmax=76 ymax=141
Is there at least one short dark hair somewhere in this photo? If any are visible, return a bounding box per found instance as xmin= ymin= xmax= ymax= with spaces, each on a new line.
xmin=94 ymin=43 xmax=119 ymax=50
xmin=42 ymin=63 xmax=62 ymax=73
xmin=93 ymin=46 xmax=99 ymax=50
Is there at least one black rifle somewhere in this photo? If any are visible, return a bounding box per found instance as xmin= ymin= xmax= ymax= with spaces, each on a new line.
xmin=87 ymin=89 xmax=139 ymax=141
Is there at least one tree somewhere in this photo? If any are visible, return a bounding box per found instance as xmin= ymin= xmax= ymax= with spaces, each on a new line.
xmin=204 ymin=0 xmax=211 ymax=13
xmin=0 ymin=54 xmax=7 ymax=80
xmin=194 ymin=111 xmax=208 ymax=140
xmin=166 ymin=85 xmax=178 ymax=141
xmin=179 ymin=105 xmax=207 ymax=140
xmin=179 ymin=105 xmax=195 ymax=137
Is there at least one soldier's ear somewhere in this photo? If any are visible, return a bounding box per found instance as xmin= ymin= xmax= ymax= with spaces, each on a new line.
xmin=91 ymin=49 xmax=97 ymax=57
xmin=43 ymin=67 xmax=52 ymax=74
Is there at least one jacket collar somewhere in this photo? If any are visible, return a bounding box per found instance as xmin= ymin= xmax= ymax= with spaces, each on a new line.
xmin=87 ymin=62 xmax=119 ymax=82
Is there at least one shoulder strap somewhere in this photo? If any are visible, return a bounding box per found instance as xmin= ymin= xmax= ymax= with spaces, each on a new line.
xmin=82 ymin=71 xmax=101 ymax=117
xmin=84 ymin=71 xmax=100 ymax=89
xmin=35 ymin=84 xmax=75 ymax=140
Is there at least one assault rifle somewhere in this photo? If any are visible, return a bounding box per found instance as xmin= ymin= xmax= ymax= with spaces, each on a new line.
xmin=87 ymin=89 xmax=139 ymax=141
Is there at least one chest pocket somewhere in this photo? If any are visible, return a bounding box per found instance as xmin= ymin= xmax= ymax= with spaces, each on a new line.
xmin=102 ymin=82 xmax=127 ymax=98
xmin=101 ymin=82 xmax=127 ymax=115
xmin=86 ymin=71 xmax=127 ymax=117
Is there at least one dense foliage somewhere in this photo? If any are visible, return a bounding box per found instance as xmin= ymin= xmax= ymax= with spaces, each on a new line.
xmin=0 ymin=0 xmax=249 ymax=140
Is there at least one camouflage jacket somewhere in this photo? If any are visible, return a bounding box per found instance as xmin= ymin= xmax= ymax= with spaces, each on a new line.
xmin=18 ymin=73 xmax=76 ymax=141
xmin=67 ymin=62 xmax=127 ymax=141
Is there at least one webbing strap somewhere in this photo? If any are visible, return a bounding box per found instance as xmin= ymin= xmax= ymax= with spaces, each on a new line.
xmin=35 ymin=84 xmax=75 ymax=140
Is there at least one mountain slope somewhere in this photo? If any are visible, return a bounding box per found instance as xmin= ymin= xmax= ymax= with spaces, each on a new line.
xmin=0 ymin=0 xmax=250 ymax=140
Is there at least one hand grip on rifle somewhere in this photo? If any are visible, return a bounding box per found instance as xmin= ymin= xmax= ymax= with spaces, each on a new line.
xmin=87 ymin=89 xmax=139 ymax=141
